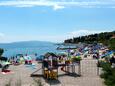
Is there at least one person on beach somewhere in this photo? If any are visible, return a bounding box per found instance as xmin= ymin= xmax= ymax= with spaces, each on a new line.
xmin=0 ymin=57 xmax=11 ymax=73
xmin=110 ymin=56 xmax=115 ymax=68
xmin=43 ymin=58 xmax=48 ymax=68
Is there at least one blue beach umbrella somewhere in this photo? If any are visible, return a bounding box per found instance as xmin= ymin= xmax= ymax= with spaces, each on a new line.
xmin=100 ymin=51 xmax=114 ymax=58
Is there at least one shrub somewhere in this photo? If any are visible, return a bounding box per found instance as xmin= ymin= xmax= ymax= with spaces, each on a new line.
xmin=100 ymin=62 xmax=115 ymax=86
xmin=0 ymin=48 xmax=4 ymax=57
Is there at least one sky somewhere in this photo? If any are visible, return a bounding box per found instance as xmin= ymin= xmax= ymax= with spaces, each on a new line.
xmin=0 ymin=0 xmax=115 ymax=43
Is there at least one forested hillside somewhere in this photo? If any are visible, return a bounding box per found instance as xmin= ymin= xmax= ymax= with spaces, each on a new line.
xmin=64 ymin=31 xmax=115 ymax=50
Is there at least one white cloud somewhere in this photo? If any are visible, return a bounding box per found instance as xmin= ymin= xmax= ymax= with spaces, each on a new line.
xmin=53 ymin=4 xmax=65 ymax=10
xmin=0 ymin=32 xmax=5 ymax=37
xmin=0 ymin=0 xmax=65 ymax=10
xmin=0 ymin=0 xmax=115 ymax=10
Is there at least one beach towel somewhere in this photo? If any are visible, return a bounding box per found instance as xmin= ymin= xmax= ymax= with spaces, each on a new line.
xmin=1 ymin=70 xmax=14 ymax=75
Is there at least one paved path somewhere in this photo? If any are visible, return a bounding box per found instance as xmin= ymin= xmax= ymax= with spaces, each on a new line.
xmin=48 ymin=58 xmax=105 ymax=86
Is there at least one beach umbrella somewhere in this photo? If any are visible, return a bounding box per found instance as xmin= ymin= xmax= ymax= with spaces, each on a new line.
xmin=100 ymin=51 xmax=114 ymax=58
xmin=44 ymin=52 xmax=57 ymax=58
xmin=58 ymin=52 xmax=68 ymax=56
xmin=84 ymin=51 xmax=88 ymax=55
xmin=1 ymin=61 xmax=10 ymax=67
xmin=36 ymin=55 xmax=44 ymax=61
xmin=24 ymin=56 xmax=32 ymax=61
xmin=84 ymin=47 xmax=88 ymax=51
xmin=75 ymin=52 xmax=81 ymax=56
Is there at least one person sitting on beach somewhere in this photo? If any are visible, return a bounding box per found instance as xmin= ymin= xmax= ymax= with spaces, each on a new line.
xmin=0 ymin=57 xmax=11 ymax=73
xmin=2 ymin=63 xmax=9 ymax=72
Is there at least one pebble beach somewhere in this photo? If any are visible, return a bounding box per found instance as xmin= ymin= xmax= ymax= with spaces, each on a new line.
xmin=0 ymin=55 xmax=105 ymax=86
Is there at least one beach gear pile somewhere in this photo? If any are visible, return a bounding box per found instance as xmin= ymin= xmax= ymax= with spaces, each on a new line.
xmin=0 ymin=57 xmax=12 ymax=74
xmin=9 ymin=54 xmax=35 ymax=65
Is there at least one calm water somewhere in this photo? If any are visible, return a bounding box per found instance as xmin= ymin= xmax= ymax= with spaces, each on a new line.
xmin=2 ymin=43 xmax=81 ymax=58
xmin=2 ymin=45 xmax=59 ymax=58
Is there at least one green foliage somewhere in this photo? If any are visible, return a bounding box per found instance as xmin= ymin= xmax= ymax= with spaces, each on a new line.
xmin=109 ymin=38 xmax=115 ymax=50
xmin=72 ymin=57 xmax=81 ymax=62
xmin=0 ymin=48 xmax=4 ymax=56
xmin=100 ymin=62 xmax=115 ymax=86
xmin=64 ymin=31 xmax=115 ymax=51
xmin=64 ymin=31 xmax=115 ymax=45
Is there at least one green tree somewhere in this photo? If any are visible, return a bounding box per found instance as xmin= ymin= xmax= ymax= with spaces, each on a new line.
xmin=0 ymin=48 xmax=4 ymax=57
xmin=100 ymin=62 xmax=115 ymax=86
xmin=109 ymin=38 xmax=115 ymax=50
xmin=64 ymin=31 xmax=115 ymax=45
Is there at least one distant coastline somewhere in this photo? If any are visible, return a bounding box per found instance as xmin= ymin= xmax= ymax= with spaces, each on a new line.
xmin=0 ymin=41 xmax=58 ymax=58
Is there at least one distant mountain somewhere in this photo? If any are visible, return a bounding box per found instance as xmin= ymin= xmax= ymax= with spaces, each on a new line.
xmin=0 ymin=41 xmax=55 ymax=49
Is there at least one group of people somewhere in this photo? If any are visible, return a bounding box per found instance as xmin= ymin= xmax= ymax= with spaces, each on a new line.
xmin=0 ymin=54 xmax=35 ymax=74
xmin=9 ymin=54 xmax=33 ymax=65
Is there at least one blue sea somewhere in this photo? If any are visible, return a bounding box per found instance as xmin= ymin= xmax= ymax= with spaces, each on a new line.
xmin=2 ymin=45 xmax=60 ymax=58
xmin=1 ymin=42 xmax=81 ymax=58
